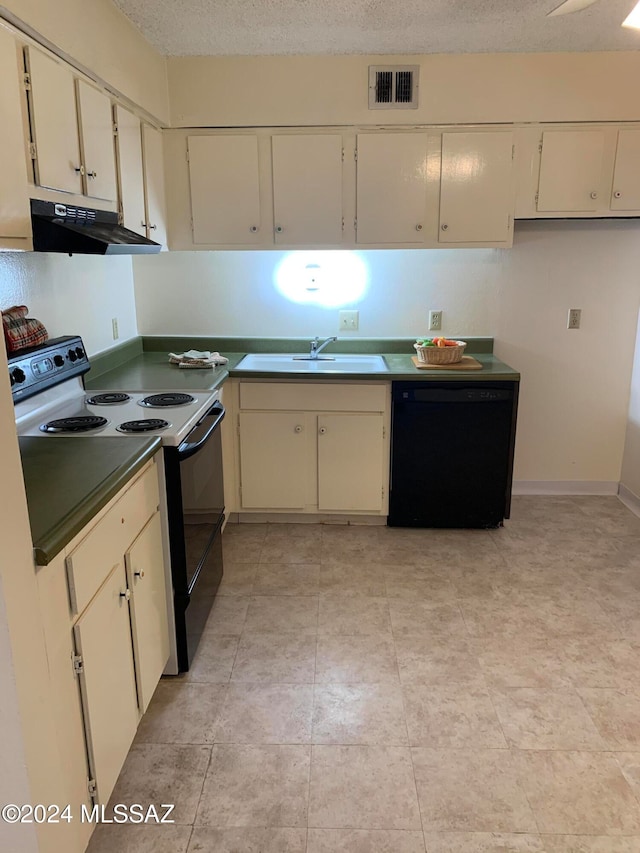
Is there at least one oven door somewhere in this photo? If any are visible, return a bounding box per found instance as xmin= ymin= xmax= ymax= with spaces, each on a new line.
xmin=165 ymin=400 xmax=225 ymax=671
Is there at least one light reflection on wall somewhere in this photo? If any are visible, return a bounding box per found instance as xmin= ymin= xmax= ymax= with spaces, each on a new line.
xmin=274 ymin=251 xmax=368 ymax=308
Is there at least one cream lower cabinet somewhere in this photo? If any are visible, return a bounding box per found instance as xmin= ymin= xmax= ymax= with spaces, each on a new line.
xmin=35 ymin=457 xmax=169 ymax=848
xmin=237 ymin=382 xmax=390 ymax=514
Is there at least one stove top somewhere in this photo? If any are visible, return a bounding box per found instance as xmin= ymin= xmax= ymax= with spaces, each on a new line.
xmin=10 ymin=337 xmax=219 ymax=447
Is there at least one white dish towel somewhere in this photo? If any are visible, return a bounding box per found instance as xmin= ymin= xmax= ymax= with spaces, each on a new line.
xmin=169 ymin=349 xmax=229 ymax=369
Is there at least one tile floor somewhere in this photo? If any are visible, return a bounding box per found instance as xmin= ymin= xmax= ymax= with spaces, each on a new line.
xmin=87 ymin=496 xmax=640 ymax=853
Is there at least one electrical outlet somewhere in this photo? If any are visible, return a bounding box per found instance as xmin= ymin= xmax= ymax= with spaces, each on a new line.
xmin=112 ymin=317 xmax=119 ymax=340
xmin=429 ymin=310 xmax=443 ymax=331
xmin=567 ymin=308 xmax=581 ymax=330
xmin=339 ymin=310 xmax=359 ymax=331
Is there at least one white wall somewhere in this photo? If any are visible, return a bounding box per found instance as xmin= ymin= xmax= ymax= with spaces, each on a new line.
xmin=168 ymin=52 xmax=640 ymax=128
xmin=621 ymin=312 xmax=640 ymax=499
xmin=0 ymin=337 xmax=51 ymax=853
xmin=133 ymin=220 xmax=640 ymax=484
xmin=0 ymin=253 xmax=138 ymax=356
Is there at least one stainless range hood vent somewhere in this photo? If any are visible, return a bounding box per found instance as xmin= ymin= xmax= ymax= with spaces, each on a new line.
xmin=368 ymin=65 xmax=419 ymax=110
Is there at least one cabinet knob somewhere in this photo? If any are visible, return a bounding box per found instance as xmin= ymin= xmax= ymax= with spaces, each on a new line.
xmin=149 ymin=224 xmax=157 ymax=230
xmin=441 ymin=224 xmax=448 ymax=231
xmin=134 ymin=570 xmax=145 ymax=579
xmin=416 ymin=224 xmax=423 ymax=232
xmin=119 ymin=589 xmax=131 ymax=601
xmin=141 ymin=221 xmax=148 ymax=228
xmin=249 ymin=225 xmax=259 ymax=233
xmin=590 ymin=191 xmax=598 ymax=200
xmin=614 ymin=191 xmax=622 ymax=199
xmin=319 ymin=426 xmax=327 ymax=435
xmin=275 ymin=225 xmax=283 ymax=234
xmin=74 ymin=165 xmax=85 ymax=175
xmin=87 ymin=170 xmax=97 ymax=179
xmin=294 ymin=424 xmax=303 ymax=433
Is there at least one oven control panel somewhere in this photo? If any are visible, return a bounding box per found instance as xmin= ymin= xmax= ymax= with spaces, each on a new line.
xmin=8 ymin=336 xmax=90 ymax=402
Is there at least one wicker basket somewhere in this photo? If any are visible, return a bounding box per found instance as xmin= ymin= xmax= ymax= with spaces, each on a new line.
xmin=414 ymin=341 xmax=467 ymax=365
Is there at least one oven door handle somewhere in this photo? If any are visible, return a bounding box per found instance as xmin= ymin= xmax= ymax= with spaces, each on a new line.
xmin=177 ymin=401 xmax=225 ymax=460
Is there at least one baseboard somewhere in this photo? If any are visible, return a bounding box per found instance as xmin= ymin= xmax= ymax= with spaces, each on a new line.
xmin=617 ymin=484 xmax=640 ymax=518
xmin=226 ymin=512 xmax=387 ymax=526
xmin=512 ymin=480 xmax=619 ymax=496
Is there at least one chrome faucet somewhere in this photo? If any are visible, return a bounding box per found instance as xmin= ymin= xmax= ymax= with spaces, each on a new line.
xmin=309 ymin=336 xmax=338 ymax=359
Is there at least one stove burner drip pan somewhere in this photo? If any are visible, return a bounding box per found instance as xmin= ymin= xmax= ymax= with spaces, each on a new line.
xmin=139 ymin=393 xmax=195 ymax=408
xmin=117 ymin=418 xmax=170 ymax=433
xmin=40 ymin=415 xmax=108 ymax=433
xmin=86 ymin=393 xmax=131 ymax=405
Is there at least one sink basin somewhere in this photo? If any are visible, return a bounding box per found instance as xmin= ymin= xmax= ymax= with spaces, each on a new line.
xmin=234 ymin=353 xmax=388 ymax=373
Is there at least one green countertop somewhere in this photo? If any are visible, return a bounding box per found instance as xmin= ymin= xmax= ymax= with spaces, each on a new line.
xmin=20 ymin=435 xmax=161 ymax=566
xmin=85 ymin=337 xmax=519 ymax=390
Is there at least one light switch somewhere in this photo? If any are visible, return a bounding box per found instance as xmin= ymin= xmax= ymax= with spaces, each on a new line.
xmin=339 ymin=310 xmax=359 ymax=331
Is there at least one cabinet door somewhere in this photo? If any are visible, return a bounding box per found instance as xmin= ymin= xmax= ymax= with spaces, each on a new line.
xmin=239 ymin=412 xmax=307 ymax=508
xmin=439 ymin=132 xmax=514 ymax=244
xmin=317 ymin=413 xmax=385 ymax=512
xmin=76 ymin=80 xmax=117 ymax=202
xmin=0 ymin=29 xmax=30 ymax=241
xmin=73 ymin=564 xmax=139 ymax=805
xmin=356 ymin=133 xmax=427 ymax=244
xmin=537 ymin=130 xmax=605 ymax=212
xmin=116 ymin=105 xmax=146 ymax=236
xmin=272 ymin=134 xmax=343 ymax=244
xmin=188 ymin=135 xmax=261 ymax=245
xmin=26 ymin=46 xmax=83 ymax=194
xmin=142 ymin=123 xmax=167 ymax=247
xmin=125 ymin=512 xmax=170 ymax=714
xmin=610 ymin=129 xmax=640 ymax=211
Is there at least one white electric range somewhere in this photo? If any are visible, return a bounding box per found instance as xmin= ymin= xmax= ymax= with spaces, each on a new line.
xmin=10 ymin=336 xmax=226 ymax=674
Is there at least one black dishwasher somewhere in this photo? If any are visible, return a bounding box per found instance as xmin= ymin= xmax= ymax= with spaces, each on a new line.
xmin=388 ymin=381 xmax=519 ymax=528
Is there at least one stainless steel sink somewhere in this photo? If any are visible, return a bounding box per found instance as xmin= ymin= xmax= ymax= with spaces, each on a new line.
xmin=234 ymin=353 xmax=388 ymax=373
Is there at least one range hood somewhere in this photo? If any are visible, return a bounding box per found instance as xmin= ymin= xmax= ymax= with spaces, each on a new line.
xmin=30 ymin=200 xmax=161 ymax=255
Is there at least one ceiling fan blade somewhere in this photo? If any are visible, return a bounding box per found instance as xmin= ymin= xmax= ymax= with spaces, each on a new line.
xmin=547 ymin=0 xmax=600 ymax=16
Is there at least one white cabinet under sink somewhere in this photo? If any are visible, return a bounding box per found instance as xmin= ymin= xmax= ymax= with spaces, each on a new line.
xmin=234 ymin=381 xmax=390 ymax=515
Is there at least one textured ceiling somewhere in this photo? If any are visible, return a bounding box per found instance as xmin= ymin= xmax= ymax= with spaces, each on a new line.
xmin=112 ymin=0 xmax=640 ymax=56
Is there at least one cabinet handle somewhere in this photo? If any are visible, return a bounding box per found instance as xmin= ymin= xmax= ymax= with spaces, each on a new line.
xmin=275 ymin=225 xmax=283 ymax=234
xmin=249 ymin=225 xmax=259 ymax=233
xmin=119 ymin=589 xmax=131 ymax=601
xmin=319 ymin=426 xmax=327 ymax=435
xmin=441 ymin=224 xmax=448 ymax=231
xmin=74 ymin=165 xmax=85 ymax=175
xmin=87 ymin=170 xmax=97 ymax=179
xmin=590 ymin=191 xmax=598 ymax=200
xmin=416 ymin=224 xmax=423 ymax=232
xmin=134 ymin=570 xmax=145 ymax=579
xmin=614 ymin=191 xmax=622 ymax=199
xmin=294 ymin=424 xmax=303 ymax=433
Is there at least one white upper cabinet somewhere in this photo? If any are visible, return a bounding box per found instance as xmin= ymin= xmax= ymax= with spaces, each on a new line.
xmin=272 ymin=134 xmax=344 ymax=245
xmin=610 ymin=129 xmax=640 ymax=211
xmin=0 ymin=27 xmax=30 ymax=243
xmin=26 ymin=46 xmax=83 ymax=195
xmin=75 ymin=80 xmax=117 ymax=202
xmin=536 ymin=130 xmax=606 ymax=212
xmin=356 ymin=133 xmax=428 ymax=244
xmin=439 ymin=131 xmax=514 ymax=245
xmin=115 ymin=105 xmax=146 ymax=236
xmin=188 ymin=135 xmax=262 ymax=245
xmin=141 ymin=123 xmax=167 ymax=247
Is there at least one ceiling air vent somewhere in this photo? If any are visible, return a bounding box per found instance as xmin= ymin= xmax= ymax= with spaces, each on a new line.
xmin=368 ymin=65 xmax=419 ymax=110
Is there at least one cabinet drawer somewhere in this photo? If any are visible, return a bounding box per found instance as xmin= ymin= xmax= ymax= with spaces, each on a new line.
xmin=66 ymin=463 xmax=160 ymax=615
xmin=239 ymin=381 xmax=388 ymax=412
